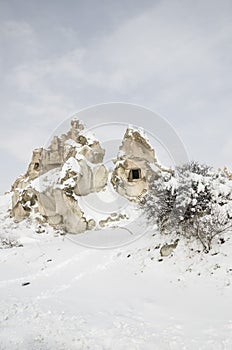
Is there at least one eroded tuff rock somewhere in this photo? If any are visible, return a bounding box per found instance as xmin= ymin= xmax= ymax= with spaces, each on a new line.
xmin=11 ymin=187 xmax=37 ymax=222
xmin=11 ymin=120 xmax=108 ymax=233
xmin=10 ymin=120 xmax=169 ymax=234
xmin=111 ymin=128 xmax=159 ymax=201
xmin=37 ymin=188 xmax=89 ymax=234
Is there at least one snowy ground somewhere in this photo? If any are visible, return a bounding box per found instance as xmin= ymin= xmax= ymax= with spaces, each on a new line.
xmin=1 ymin=194 xmax=232 ymax=349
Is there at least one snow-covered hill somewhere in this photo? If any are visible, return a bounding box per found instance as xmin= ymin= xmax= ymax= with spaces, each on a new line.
xmin=1 ymin=193 xmax=232 ymax=349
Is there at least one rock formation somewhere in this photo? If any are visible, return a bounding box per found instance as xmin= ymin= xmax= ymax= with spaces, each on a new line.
xmin=10 ymin=120 xmax=169 ymax=234
xmin=11 ymin=120 xmax=108 ymax=233
xmin=111 ymin=127 xmax=159 ymax=201
xmin=160 ymin=239 xmax=179 ymax=257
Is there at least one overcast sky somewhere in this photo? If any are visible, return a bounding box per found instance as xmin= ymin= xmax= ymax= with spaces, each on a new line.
xmin=0 ymin=0 xmax=232 ymax=193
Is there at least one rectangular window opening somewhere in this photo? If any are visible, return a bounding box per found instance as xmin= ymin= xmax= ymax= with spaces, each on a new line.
xmin=128 ymin=168 xmax=141 ymax=181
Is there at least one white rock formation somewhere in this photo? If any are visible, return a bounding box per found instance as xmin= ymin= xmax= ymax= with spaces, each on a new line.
xmin=111 ymin=127 xmax=158 ymax=201
xmin=11 ymin=120 xmax=108 ymax=233
xmin=11 ymin=121 xmax=168 ymax=234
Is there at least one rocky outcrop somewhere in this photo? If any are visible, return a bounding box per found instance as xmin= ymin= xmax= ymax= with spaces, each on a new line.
xmin=10 ymin=121 xmax=168 ymax=234
xmin=36 ymin=188 xmax=89 ymax=234
xmin=11 ymin=188 xmax=37 ymax=222
xmin=10 ymin=119 xmax=108 ymax=233
xmin=99 ymin=213 xmax=128 ymax=228
xmin=118 ymin=128 xmax=156 ymax=163
xmin=111 ymin=128 xmax=158 ymax=201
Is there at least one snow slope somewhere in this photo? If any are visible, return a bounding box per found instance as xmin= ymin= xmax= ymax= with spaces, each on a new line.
xmin=0 ymin=194 xmax=232 ymax=349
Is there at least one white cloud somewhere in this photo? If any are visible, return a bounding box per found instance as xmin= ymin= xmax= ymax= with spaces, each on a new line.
xmin=6 ymin=0 xmax=232 ymax=101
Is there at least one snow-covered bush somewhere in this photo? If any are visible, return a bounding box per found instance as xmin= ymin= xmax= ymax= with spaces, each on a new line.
xmin=141 ymin=171 xmax=177 ymax=233
xmin=141 ymin=161 xmax=232 ymax=251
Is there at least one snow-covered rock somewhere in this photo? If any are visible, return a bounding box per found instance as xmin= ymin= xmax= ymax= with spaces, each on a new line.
xmin=10 ymin=121 xmax=169 ymax=234
xmin=111 ymin=127 xmax=163 ymax=201
xmin=10 ymin=120 xmax=108 ymax=233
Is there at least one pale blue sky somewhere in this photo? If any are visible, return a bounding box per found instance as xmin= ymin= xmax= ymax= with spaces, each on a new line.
xmin=0 ymin=0 xmax=232 ymax=193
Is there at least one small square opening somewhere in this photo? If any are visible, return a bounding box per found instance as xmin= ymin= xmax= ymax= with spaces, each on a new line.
xmin=128 ymin=168 xmax=141 ymax=181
